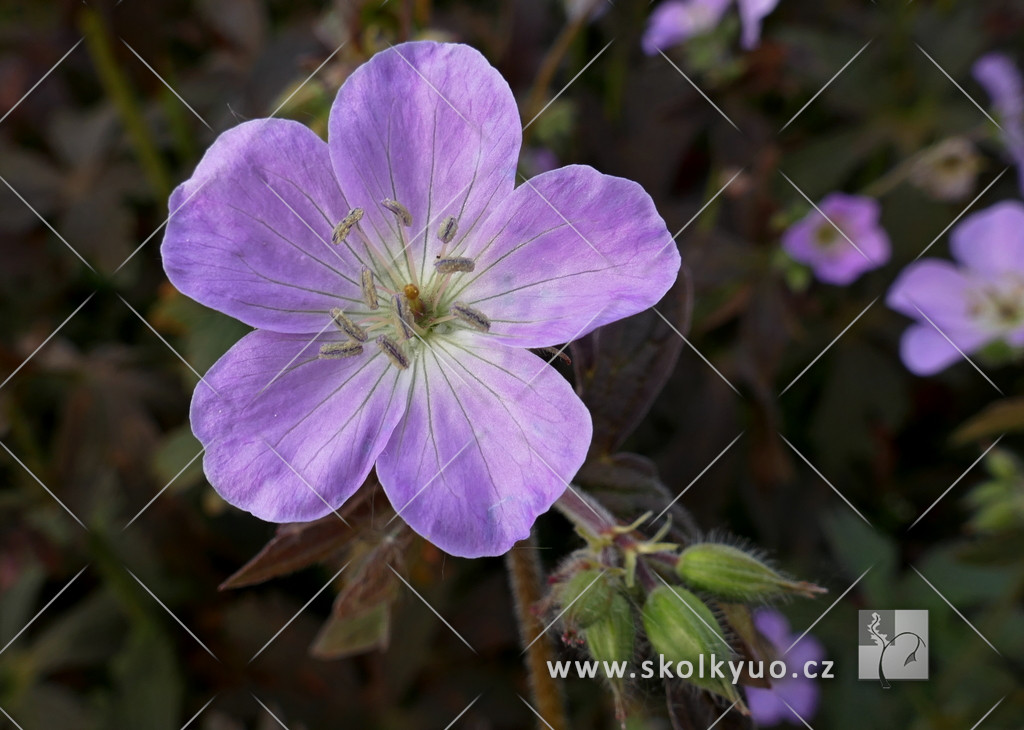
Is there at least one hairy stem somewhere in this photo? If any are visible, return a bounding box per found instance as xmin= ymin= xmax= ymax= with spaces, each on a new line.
xmin=506 ymin=538 xmax=569 ymax=730
xmin=554 ymin=487 xmax=618 ymax=537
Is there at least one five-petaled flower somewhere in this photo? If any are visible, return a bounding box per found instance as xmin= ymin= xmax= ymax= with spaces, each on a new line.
xmin=781 ymin=192 xmax=890 ymax=286
xmin=161 ymin=42 xmax=680 ymax=558
xmin=887 ymin=201 xmax=1024 ymax=376
xmin=642 ymin=0 xmax=780 ymax=56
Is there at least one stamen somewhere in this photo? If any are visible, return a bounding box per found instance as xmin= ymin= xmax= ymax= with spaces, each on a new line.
xmin=392 ymin=294 xmax=416 ymax=340
xmin=381 ymin=198 xmax=413 ymax=227
xmin=376 ymin=335 xmax=409 ymax=369
xmin=319 ymin=341 xmax=364 ymax=359
xmin=361 ymin=267 xmax=379 ymax=310
xmin=437 ymin=215 xmax=458 ymax=244
xmin=330 ymin=308 xmax=368 ymax=342
xmin=451 ymin=301 xmax=491 ymax=333
xmin=434 ymin=257 xmax=476 ymax=274
xmin=331 ymin=208 xmax=364 ymax=244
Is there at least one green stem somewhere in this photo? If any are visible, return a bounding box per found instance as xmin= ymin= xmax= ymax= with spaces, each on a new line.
xmin=521 ymin=0 xmax=603 ymax=145
xmin=79 ymin=7 xmax=173 ymax=201
xmin=506 ymin=538 xmax=569 ymax=730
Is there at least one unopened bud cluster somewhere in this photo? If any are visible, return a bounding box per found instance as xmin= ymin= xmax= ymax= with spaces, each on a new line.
xmin=548 ymin=536 xmax=826 ymax=714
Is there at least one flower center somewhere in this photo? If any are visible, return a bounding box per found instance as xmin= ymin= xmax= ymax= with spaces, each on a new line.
xmin=814 ymin=221 xmax=841 ymax=249
xmin=320 ymin=200 xmax=492 ymax=368
xmin=967 ymin=275 xmax=1024 ymax=332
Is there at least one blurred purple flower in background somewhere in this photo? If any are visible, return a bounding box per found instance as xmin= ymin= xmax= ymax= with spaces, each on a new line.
xmin=737 ymin=0 xmax=781 ymax=50
xmin=161 ymin=42 xmax=680 ymax=558
xmin=746 ymin=609 xmax=824 ymax=726
xmin=887 ymin=201 xmax=1024 ymax=376
xmin=781 ymin=192 xmax=890 ymax=285
xmin=643 ymin=0 xmax=729 ymax=55
xmin=973 ymin=52 xmax=1024 ymax=196
xmin=519 ymin=146 xmax=560 ymax=179
xmin=642 ymin=0 xmax=778 ymax=55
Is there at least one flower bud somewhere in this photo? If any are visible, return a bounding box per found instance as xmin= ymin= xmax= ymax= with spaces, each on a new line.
xmin=585 ymin=593 xmax=634 ymax=665
xmin=643 ymin=585 xmax=741 ymax=703
xmin=558 ymin=569 xmax=616 ymax=629
xmin=642 ymin=585 xmax=730 ymax=664
xmin=676 ymin=543 xmax=825 ymax=601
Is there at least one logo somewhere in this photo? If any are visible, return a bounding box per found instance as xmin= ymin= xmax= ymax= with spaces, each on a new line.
xmin=858 ymin=610 xmax=928 ymax=687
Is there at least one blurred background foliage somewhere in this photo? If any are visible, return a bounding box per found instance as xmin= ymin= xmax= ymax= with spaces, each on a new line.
xmin=1 ymin=0 xmax=1023 ymax=728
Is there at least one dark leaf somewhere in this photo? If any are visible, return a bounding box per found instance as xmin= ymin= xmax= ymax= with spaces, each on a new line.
xmin=572 ymin=274 xmax=691 ymax=455
xmin=576 ymin=452 xmax=699 ymax=539
xmin=904 ymin=648 xmax=918 ymax=666
xmin=310 ymin=603 xmax=391 ymax=660
xmin=219 ymin=517 xmax=351 ymax=589
xmin=311 ymin=527 xmax=412 ymax=659
xmin=331 ymin=527 xmax=411 ymax=623
xmin=220 ymin=480 xmax=387 ymax=589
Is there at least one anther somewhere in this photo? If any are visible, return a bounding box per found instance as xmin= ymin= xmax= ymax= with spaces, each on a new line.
xmin=330 ymin=308 xmax=368 ymax=342
xmin=437 ymin=215 xmax=458 ymax=244
xmin=393 ymin=294 xmax=416 ymax=340
xmin=361 ymin=267 xmax=379 ymax=310
xmin=434 ymin=257 xmax=475 ymax=274
xmin=319 ymin=341 xmax=364 ymax=359
xmin=376 ymin=335 xmax=409 ymax=370
xmin=331 ymin=208 xmax=364 ymax=244
xmin=451 ymin=301 xmax=491 ymax=333
xmin=381 ymin=198 xmax=413 ymax=227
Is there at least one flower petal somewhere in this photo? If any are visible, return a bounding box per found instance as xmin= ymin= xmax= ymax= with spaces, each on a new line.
xmin=737 ymin=0 xmax=780 ymax=50
xmin=642 ymin=0 xmax=731 ymax=56
xmin=745 ymin=687 xmax=788 ymax=726
xmin=192 ymin=330 xmax=408 ymax=522
xmin=451 ymin=165 xmax=680 ymax=349
xmin=328 ymin=42 xmax=521 ymax=285
xmin=375 ymin=337 xmax=591 ymax=557
xmin=886 ymin=259 xmax=972 ymax=328
xmin=949 ymin=200 xmax=1024 ymax=275
xmin=162 ymin=119 xmax=363 ymax=333
xmin=898 ymin=323 xmax=988 ymax=376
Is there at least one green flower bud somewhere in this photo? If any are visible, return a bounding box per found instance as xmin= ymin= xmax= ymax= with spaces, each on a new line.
xmin=642 ymin=585 xmax=739 ymax=703
xmin=643 ymin=585 xmax=730 ymax=663
xmin=558 ymin=569 xmax=616 ymax=628
xmin=984 ymin=449 xmax=1020 ymax=482
xmin=676 ymin=543 xmax=825 ymax=601
xmin=585 ymin=593 xmax=634 ymax=665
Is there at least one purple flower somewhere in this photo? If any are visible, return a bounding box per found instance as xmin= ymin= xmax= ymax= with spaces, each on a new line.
xmin=160 ymin=42 xmax=679 ymax=558
xmin=519 ymin=146 xmax=560 ymax=179
xmin=887 ymin=201 xmax=1024 ymax=375
xmin=973 ymin=53 xmax=1024 ymax=196
xmin=642 ymin=0 xmax=778 ymax=55
xmin=746 ymin=609 xmax=824 ymax=726
xmin=781 ymin=192 xmax=891 ymax=285
xmin=642 ymin=0 xmax=730 ymax=56
xmin=737 ymin=0 xmax=781 ymax=50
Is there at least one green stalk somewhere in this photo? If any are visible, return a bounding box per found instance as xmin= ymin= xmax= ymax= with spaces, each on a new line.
xmin=79 ymin=7 xmax=172 ymax=201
